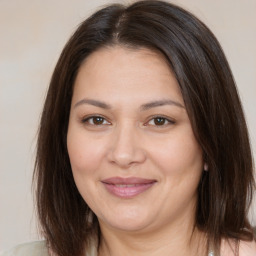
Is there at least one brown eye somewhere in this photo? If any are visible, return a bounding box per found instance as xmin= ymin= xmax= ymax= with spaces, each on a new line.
xmin=92 ymin=116 xmax=104 ymax=125
xmin=146 ymin=116 xmax=175 ymax=127
xmin=82 ymin=116 xmax=110 ymax=126
xmin=153 ymin=117 xmax=166 ymax=125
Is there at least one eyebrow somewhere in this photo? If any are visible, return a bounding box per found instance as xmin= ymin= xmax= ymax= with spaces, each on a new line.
xmin=140 ymin=99 xmax=184 ymax=110
xmin=74 ymin=98 xmax=184 ymax=110
xmin=74 ymin=98 xmax=111 ymax=109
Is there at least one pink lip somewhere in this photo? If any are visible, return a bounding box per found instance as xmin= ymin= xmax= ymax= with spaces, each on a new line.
xmin=101 ymin=177 xmax=156 ymax=198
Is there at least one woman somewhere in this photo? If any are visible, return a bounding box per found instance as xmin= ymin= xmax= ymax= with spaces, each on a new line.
xmin=2 ymin=1 xmax=255 ymax=256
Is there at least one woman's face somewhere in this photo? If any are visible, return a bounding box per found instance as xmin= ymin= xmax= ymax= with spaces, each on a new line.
xmin=67 ymin=46 xmax=203 ymax=233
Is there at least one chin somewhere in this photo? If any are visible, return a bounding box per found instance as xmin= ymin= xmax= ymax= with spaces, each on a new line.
xmin=103 ymin=220 xmax=151 ymax=233
xmin=98 ymin=210 xmax=154 ymax=233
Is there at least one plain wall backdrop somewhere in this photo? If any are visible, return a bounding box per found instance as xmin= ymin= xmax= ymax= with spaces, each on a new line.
xmin=0 ymin=0 xmax=255 ymax=252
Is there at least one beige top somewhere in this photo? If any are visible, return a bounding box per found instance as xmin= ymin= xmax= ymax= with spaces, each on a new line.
xmin=0 ymin=241 xmax=49 ymax=256
xmin=0 ymin=241 xmax=97 ymax=256
xmin=0 ymin=240 xmax=214 ymax=256
xmin=1 ymin=240 xmax=214 ymax=256
xmin=2 ymin=239 xmax=256 ymax=256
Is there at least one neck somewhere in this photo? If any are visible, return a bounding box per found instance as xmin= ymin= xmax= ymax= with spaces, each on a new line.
xmin=98 ymin=216 xmax=207 ymax=256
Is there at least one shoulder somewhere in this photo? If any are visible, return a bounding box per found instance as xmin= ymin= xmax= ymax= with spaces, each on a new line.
xmin=221 ymin=239 xmax=256 ymax=256
xmin=1 ymin=240 xmax=98 ymax=256
xmin=0 ymin=241 xmax=49 ymax=256
xmin=239 ymin=240 xmax=256 ymax=256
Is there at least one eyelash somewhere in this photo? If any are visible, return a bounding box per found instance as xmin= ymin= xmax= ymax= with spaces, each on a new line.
xmin=81 ymin=115 xmax=175 ymax=127
xmin=145 ymin=115 xmax=175 ymax=127
xmin=81 ymin=115 xmax=111 ymax=126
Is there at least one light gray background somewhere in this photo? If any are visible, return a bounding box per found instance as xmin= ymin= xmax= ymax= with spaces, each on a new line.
xmin=1 ymin=0 xmax=255 ymax=252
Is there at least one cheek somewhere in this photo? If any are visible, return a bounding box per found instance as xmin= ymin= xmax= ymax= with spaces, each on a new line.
xmin=67 ymin=128 xmax=105 ymax=177
xmin=67 ymin=128 xmax=106 ymax=207
xmin=147 ymin=129 xmax=203 ymax=177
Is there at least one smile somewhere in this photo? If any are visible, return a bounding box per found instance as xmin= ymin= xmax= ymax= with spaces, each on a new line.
xmin=101 ymin=177 xmax=156 ymax=198
xmin=114 ymin=184 xmax=142 ymax=187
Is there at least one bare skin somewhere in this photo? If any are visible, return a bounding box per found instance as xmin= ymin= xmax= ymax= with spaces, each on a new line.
xmin=67 ymin=46 xmax=256 ymax=256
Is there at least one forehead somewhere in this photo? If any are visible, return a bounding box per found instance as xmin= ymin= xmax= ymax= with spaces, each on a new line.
xmin=72 ymin=45 xmax=183 ymax=105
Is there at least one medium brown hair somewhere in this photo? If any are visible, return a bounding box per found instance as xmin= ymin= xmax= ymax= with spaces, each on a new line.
xmin=34 ymin=1 xmax=255 ymax=255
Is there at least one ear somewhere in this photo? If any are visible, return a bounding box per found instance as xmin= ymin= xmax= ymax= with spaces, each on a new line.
xmin=204 ymin=163 xmax=209 ymax=171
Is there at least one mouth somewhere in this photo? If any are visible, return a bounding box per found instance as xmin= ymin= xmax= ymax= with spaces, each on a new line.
xmin=101 ymin=177 xmax=157 ymax=198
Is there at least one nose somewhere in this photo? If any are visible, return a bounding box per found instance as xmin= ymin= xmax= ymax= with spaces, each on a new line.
xmin=107 ymin=123 xmax=146 ymax=168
